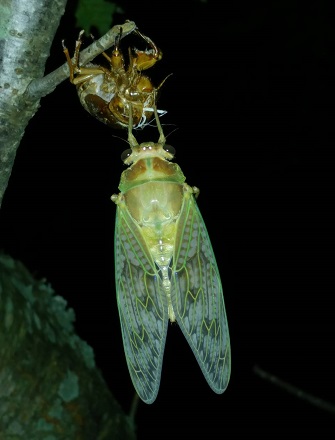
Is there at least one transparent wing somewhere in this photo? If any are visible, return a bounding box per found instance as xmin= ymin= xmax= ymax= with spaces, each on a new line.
xmin=171 ymin=194 xmax=231 ymax=393
xmin=115 ymin=206 xmax=169 ymax=404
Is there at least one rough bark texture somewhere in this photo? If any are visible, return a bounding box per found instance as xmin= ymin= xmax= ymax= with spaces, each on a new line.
xmin=0 ymin=3 xmax=137 ymax=436
xmin=0 ymin=0 xmax=67 ymax=207
xmin=0 ymin=253 xmax=135 ymax=438
xmin=0 ymin=0 xmax=135 ymax=208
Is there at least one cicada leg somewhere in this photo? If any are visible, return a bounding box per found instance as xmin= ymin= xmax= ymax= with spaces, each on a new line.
xmin=132 ymin=28 xmax=162 ymax=70
xmin=127 ymin=104 xmax=139 ymax=148
xmin=63 ymin=30 xmax=108 ymax=85
xmin=62 ymin=30 xmax=86 ymax=83
xmin=152 ymin=93 xmax=166 ymax=145
xmin=91 ymin=28 xmax=125 ymax=71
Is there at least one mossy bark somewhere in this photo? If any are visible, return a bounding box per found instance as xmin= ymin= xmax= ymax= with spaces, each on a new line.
xmin=0 ymin=253 xmax=135 ymax=439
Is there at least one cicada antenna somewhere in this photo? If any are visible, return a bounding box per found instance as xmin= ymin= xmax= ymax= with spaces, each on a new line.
xmin=157 ymin=73 xmax=173 ymax=92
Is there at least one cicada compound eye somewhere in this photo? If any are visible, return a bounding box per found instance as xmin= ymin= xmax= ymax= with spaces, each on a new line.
xmin=121 ymin=148 xmax=132 ymax=163
xmin=163 ymin=144 xmax=175 ymax=157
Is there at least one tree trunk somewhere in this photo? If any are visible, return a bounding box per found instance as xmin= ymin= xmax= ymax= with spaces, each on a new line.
xmin=0 ymin=1 xmax=136 ymax=437
xmin=0 ymin=252 xmax=135 ymax=438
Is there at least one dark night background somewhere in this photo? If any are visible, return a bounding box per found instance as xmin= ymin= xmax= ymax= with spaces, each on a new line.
xmin=1 ymin=0 xmax=335 ymax=436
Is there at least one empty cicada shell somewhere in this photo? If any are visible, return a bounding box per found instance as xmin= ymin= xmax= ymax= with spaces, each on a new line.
xmin=63 ymin=27 xmax=164 ymax=129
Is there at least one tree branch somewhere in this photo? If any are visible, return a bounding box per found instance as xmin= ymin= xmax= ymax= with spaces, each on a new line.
xmin=0 ymin=0 xmax=66 ymax=208
xmin=0 ymin=0 xmax=135 ymax=208
xmin=254 ymin=365 xmax=335 ymax=415
xmin=26 ymin=20 xmax=136 ymax=100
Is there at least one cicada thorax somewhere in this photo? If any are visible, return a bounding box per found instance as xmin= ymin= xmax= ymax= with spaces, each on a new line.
xmin=118 ymin=148 xmax=186 ymax=271
xmin=76 ymin=71 xmax=157 ymax=128
xmin=107 ymin=74 xmax=157 ymax=127
xmin=64 ymin=27 xmax=163 ymax=129
xmin=121 ymin=149 xmax=185 ymax=208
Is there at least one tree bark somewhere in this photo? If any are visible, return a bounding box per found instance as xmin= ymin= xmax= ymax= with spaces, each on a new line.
xmin=0 ymin=0 xmax=135 ymax=208
xmin=0 ymin=252 xmax=135 ymax=438
xmin=0 ymin=2 xmax=137 ymax=436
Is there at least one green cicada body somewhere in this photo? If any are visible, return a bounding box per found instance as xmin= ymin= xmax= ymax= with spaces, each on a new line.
xmin=112 ymin=110 xmax=231 ymax=404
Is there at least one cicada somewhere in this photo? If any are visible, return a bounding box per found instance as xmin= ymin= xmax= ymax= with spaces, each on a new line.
xmin=63 ymin=26 xmax=163 ymax=129
xmin=112 ymin=105 xmax=231 ymax=403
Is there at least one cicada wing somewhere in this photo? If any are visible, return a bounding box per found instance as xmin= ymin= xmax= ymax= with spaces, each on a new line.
xmin=171 ymin=194 xmax=231 ymax=394
xmin=115 ymin=206 xmax=169 ymax=404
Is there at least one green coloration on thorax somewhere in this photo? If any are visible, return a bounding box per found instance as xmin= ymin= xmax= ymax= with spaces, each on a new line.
xmin=118 ymin=142 xmax=185 ymax=193
xmin=117 ymin=143 xmax=187 ymax=321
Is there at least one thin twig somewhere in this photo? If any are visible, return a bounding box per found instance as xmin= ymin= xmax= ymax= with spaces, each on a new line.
xmin=253 ymin=365 xmax=335 ymax=415
xmin=25 ymin=20 xmax=136 ymax=100
xmin=129 ymin=392 xmax=140 ymax=424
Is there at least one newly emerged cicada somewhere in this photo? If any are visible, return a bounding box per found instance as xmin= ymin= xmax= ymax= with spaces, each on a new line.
xmin=63 ymin=26 xmax=163 ymax=129
xmin=112 ymin=105 xmax=231 ymax=403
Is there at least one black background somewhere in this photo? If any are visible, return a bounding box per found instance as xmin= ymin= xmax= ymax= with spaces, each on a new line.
xmin=1 ymin=0 xmax=335 ymax=436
